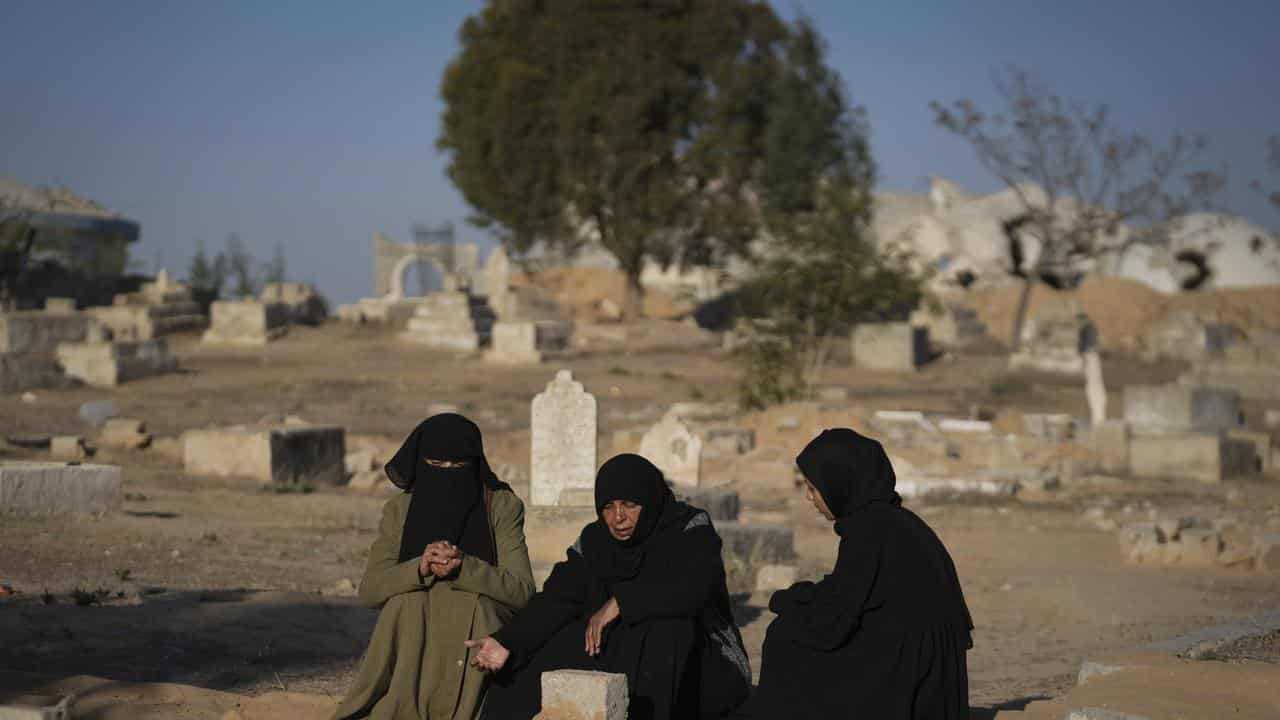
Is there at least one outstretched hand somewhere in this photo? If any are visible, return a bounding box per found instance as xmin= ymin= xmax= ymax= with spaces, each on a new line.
xmin=585 ymin=596 xmax=620 ymax=657
xmin=465 ymin=636 xmax=510 ymax=673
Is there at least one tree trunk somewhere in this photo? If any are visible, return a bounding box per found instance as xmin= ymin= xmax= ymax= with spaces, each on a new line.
xmin=622 ymin=269 xmax=645 ymax=321
xmin=1010 ymin=275 xmax=1035 ymax=350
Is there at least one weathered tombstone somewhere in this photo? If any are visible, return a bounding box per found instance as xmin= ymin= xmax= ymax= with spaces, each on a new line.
xmin=183 ymin=424 xmax=346 ymax=487
xmin=1122 ymin=384 xmax=1241 ymax=434
xmin=851 ymin=323 xmax=928 ymax=372
xmin=531 ymin=370 xmax=597 ymax=506
xmin=43 ymin=297 xmax=76 ymax=314
xmin=638 ymin=412 xmax=703 ymax=488
xmin=1089 ymin=420 xmax=1130 ymax=474
xmin=201 ymin=300 xmax=289 ymax=346
xmin=536 ymin=670 xmax=628 ymax=720
xmin=49 ymin=436 xmax=87 ymax=461
xmin=485 ymin=321 xmax=541 ymax=365
xmin=56 ymin=338 xmax=177 ymax=387
xmin=485 ymin=246 xmax=515 ymax=319
xmin=0 ymin=462 xmax=122 ymax=516
xmin=1129 ymin=433 xmax=1255 ymax=484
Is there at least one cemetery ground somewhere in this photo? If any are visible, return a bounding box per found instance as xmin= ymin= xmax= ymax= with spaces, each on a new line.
xmin=2 ymin=322 xmax=1280 ymax=718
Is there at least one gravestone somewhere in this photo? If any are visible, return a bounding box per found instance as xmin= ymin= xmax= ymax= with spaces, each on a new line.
xmin=183 ymin=424 xmax=345 ymax=487
xmin=531 ymin=370 xmax=597 ymax=506
xmin=484 ymin=246 xmax=515 ymax=319
xmin=484 ymin=321 xmax=541 ymax=365
xmin=0 ymin=462 xmax=122 ymax=516
xmin=56 ymin=339 xmax=177 ymax=387
xmin=201 ymin=300 xmax=289 ymax=346
xmin=851 ymin=323 xmax=929 ymax=372
xmin=399 ymin=291 xmax=493 ymax=351
xmin=1123 ymin=384 xmax=1241 ymax=434
xmin=638 ymin=412 xmax=702 ymax=488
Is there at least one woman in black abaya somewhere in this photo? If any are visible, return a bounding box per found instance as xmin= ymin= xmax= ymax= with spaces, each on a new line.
xmin=468 ymin=454 xmax=751 ymax=720
xmin=742 ymin=428 xmax=973 ymax=720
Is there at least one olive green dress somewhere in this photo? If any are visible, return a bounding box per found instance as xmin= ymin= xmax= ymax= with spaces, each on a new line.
xmin=333 ymin=488 xmax=534 ymax=720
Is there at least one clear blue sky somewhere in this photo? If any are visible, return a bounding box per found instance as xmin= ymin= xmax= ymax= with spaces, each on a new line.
xmin=3 ymin=1 xmax=1277 ymax=304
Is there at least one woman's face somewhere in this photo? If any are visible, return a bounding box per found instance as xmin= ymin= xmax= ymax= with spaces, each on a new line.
xmin=601 ymin=500 xmax=643 ymax=542
xmin=803 ymin=477 xmax=835 ymax=521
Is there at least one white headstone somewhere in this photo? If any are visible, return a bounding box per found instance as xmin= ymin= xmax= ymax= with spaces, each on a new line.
xmin=485 ymin=246 xmax=513 ymax=318
xmin=639 ymin=411 xmax=702 ymax=488
xmin=531 ymin=370 xmax=597 ymax=506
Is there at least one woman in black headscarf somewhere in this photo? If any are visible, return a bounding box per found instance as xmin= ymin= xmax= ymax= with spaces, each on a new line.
xmin=741 ymin=428 xmax=973 ymax=720
xmin=467 ymin=454 xmax=750 ymax=720
xmin=332 ymin=414 xmax=535 ymax=720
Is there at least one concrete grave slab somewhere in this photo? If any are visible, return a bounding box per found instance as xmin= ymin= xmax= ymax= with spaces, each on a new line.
xmin=183 ymin=425 xmax=345 ymax=487
xmin=0 ymin=462 xmax=122 ymax=516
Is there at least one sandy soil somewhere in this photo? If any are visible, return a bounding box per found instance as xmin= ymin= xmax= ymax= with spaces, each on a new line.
xmin=2 ymin=321 xmax=1279 ymax=716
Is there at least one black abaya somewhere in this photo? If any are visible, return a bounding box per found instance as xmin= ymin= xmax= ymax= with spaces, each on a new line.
xmin=482 ymin=455 xmax=750 ymax=720
xmin=743 ymin=429 xmax=972 ymax=720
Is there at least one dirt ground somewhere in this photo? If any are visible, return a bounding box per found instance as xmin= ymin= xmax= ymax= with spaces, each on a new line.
xmin=2 ymin=322 xmax=1279 ymax=716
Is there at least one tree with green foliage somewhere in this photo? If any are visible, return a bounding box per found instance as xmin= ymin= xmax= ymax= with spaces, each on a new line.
xmin=224 ymin=233 xmax=258 ymax=298
xmin=734 ymin=20 xmax=924 ymax=409
xmin=0 ymin=200 xmax=37 ymax=311
xmin=931 ymin=66 xmax=1224 ymax=348
xmin=438 ymin=0 xmax=788 ymax=318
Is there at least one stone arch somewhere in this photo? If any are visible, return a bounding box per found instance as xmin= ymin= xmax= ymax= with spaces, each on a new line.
xmin=388 ymin=255 xmax=449 ymax=299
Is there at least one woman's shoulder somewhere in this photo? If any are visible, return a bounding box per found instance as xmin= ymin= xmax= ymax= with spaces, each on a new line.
xmin=489 ymin=486 xmax=526 ymax=517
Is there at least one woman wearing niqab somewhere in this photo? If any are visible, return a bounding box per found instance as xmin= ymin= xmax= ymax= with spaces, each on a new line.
xmin=332 ymin=414 xmax=535 ymax=720
xmin=472 ymin=454 xmax=751 ymax=720
xmin=741 ymin=428 xmax=973 ymax=720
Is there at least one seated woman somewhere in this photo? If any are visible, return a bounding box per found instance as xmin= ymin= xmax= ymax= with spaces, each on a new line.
xmin=742 ymin=429 xmax=973 ymax=720
xmin=467 ymin=454 xmax=750 ymax=720
xmin=332 ymin=413 xmax=535 ymax=720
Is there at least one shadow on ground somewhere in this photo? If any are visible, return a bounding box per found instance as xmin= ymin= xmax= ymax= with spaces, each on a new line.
xmin=0 ymin=589 xmax=376 ymax=696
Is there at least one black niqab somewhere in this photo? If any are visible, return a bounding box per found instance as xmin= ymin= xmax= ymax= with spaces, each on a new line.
xmin=796 ymin=428 xmax=901 ymax=519
xmin=387 ymin=413 xmax=504 ymax=565
xmin=582 ymin=453 xmax=692 ymax=584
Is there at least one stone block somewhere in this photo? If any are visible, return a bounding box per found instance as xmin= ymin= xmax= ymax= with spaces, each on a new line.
xmin=97 ymin=417 xmax=150 ymax=450
xmin=344 ymin=449 xmax=377 ymax=476
xmin=1265 ymin=409 xmax=1280 ymax=427
xmin=676 ymin=487 xmax=740 ymax=522
xmin=49 ymin=436 xmax=86 ymax=461
xmin=531 ymin=370 xmax=597 ymax=506
xmin=1256 ymin=533 xmax=1280 ymax=572
xmin=1022 ymin=413 xmax=1076 ymax=442
xmin=1226 ymin=429 xmax=1272 ymax=473
xmin=260 ymin=282 xmax=327 ymax=325
xmin=399 ymin=291 xmax=490 ymax=351
xmin=56 ymin=339 xmax=177 ymax=387
xmin=0 ymin=311 xmax=89 ymax=354
xmin=1065 ymin=709 xmax=1152 ymax=720
xmin=201 ymin=300 xmax=289 ymax=346
xmin=43 ymin=297 xmax=76 ymax=314
xmin=1174 ymin=528 xmax=1221 ymax=566
xmin=1122 ymin=384 xmax=1241 ymax=434
xmin=1089 ymin=420 xmax=1130 ymax=474
xmin=851 ymin=323 xmax=928 ymax=372
xmin=536 ymin=670 xmax=628 ymax=720
xmin=348 ymin=468 xmax=394 ymax=495
xmin=639 ymin=413 xmax=702 ymax=488
xmin=183 ymin=425 xmax=345 ymax=486
xmin=755 ymin=564 xmax=798 ymax=592
xmin=1129 ymin=433 xmax=1253 ymax=484
xmin=485 ymin=321 xmax=542 ymax=365
xmin=0 ymin=462 xmax=122 ymax=516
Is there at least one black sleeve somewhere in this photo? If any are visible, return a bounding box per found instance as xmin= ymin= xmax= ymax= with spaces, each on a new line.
xmin=612 ymin=523 xmax=721 ymax=624
xmin=768 ymin=528 xmax=881 ymax=651
xmin=491 ymin=545 xmax=589 ymax=666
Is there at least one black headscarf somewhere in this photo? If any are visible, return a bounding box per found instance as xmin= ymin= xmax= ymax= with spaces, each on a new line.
xmin=796 ymin=428 xmax=902 ymax=520
xmin=581 ymin=453 xmax=694 ymax=584
xmin=386 ymin=413 xmax=505 ymax=565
